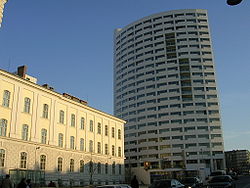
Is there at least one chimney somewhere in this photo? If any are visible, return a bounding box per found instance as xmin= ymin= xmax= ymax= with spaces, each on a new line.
xmin=17 ymin=65 xmax=27 ymax=78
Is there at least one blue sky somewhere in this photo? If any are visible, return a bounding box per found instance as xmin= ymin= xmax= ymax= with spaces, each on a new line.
xmin=0 ymin=0 xmax=249 ymax=151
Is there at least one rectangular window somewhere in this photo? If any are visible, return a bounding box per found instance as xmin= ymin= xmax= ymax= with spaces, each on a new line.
xmin=80 ymin=138 xmax=84 ymax=151
xmin=58 ymin=133 xmax=63 ymax=147
xmin=112 ymin=127 xmax=115 ymax=138
xmin=97 ymin=142 xmax=101 ymax=154
xmin=59 ymin=110 xmax=64 ymax=124
xmin=70 ymin=136 xmax=75 ymax=149
xmin=89 ymin=140 xmax=93 ymax=152
xmin=90 ymin=120 xmax=94 ymax=132
xmin=2 ymin=90 xmax=10 ymax=107
xmin=80 ymin=117 xmax=85 ymax=129
xmin=22 ymin=124 xmax=29 ymax=141
xmin=105 ymin=144 xmax=108 ymax=155
xmin=24 ymin=97 xmax=31 ymax=113
xmin=105 ymin=125 xmax=108 ymax=136
xmin=71 ymin=114 xmax=75 ymax=127
xmin=112 ymin=145 xmax=115 ymax=156
xmin=42 ymin=104 xmax=49 ymax=118
xmin=41 ymin=129 xmax=47 ymax=144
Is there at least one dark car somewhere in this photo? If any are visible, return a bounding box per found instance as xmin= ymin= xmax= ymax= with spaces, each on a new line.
xmin=228 ymin=172 xmax=238 ymax=180
xmin=208 ymin=175 xmax=236 ymax=188
xmin=181 ymin=177 xmax=203 ymax=188
xmin=150 ymin=179 xmax=185 ymax=188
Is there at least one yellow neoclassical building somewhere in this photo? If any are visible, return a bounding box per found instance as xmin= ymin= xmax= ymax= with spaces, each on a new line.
xmin=0 ymin=66 xmax=125 ymax=186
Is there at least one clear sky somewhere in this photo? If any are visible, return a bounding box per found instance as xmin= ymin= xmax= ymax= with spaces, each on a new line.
xmin=0 ymin=0 xmax=249 ymax=151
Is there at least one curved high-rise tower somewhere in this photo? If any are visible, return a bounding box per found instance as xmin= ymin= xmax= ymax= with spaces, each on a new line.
xmin=113 ymin=9 xmax=224 ymax=181
xmin=0 ymin=0 xmax=8 ymax=27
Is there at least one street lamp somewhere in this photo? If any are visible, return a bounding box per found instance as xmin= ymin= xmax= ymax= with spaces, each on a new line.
xmin=34 ymin=146 xmax=40 ymax=170
xmin=227 ymin=0 xmax=243 ymax=6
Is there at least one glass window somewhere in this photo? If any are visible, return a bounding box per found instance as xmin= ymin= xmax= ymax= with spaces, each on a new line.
xmin=0 ymin=119 xmax=7 ymax=136
xmin=97 ymin=123 xmax=101 ymax=134
xmin=105 ymin=163 xmax=108 ymax=174
xmin=58 ymin=157 xmax=63 ymax=172
xmin=70 ymin=159 xmax=74 ymax=172
xmin=71 ymin=114 xmax=75 ymax=127
xmin=89 ymin=161 xmax=93 ymax=174
xmin=90 ymin=120 xmax=93 ymax=132
xmin=118 ymin=147 xmax=121 ymax=157
xmin=97 ymin=162 xmax=101 ymax=174
xmin=80 ymin=160 xmax=84 ymax=172
xmin=89 ymin=140 xmax=93 ymax=152
xmin=112 ymin=162 xmax=115 ymax=175
xmin=80 ymin=117 xmax=85 ymax=129
xmin=105 ymin=125 xmax=108 ymax=136
xmin=41 ymin=129 xmax=47 ymax=144
xmin=105 ymin=144 xmax=108 ymax=155
xmin=97 ymin=142 xmax=101 ymax=154
xmin=112 ymin=145 xmax=115 ymax=156
xmin=70 ymin=136 xmax=75 ymax=149
xmin=118 ymin=129 xmax=121 ymax=139
xmin=20 ymin=152 xmax=27 ymax=168
xmin=112 ymin=127 xmax=115 ymax=138
xmin=42 ymin=104 xmax=49 ymax=118
xmin=2 ymin=90 xmax=10 ymax=107
xmin=40 ymin=155 xmax=46 ymax=170
xmin=59 ymin=110 xmax=64 ymax=124
xmin=24 ymin=97 xmax=31 ymax=113
xmin=22 ymin=124 xmax=29 ymax=141
xmin=80 ymin=138 xmax=84 ymax=151
xmin=119 ymin=164 xmax=122 ymax=175
xmin=0 ymin=149 xmax=5 ymax=167
xmin=58 ymin=133 xmax=63 ymax=147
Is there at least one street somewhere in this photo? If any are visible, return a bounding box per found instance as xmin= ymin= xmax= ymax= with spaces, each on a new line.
xmin=236 ymin=176 xmax=250 ymax=188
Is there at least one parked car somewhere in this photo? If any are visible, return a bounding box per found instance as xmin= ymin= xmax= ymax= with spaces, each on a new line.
xmin=96 ymin=185 xmax=132 ymax=188
xmin=150 ymin=179 xmax=185 ymax=188
xmin=205 ymin=170 xmax=227 ymax=184
xmin=207 ymin=175 xmax=236 ymax=188
xmin=181 ymin=177 xmax=203 ymax=188
xmin=228 ymin=172 xmax=238 ymax=180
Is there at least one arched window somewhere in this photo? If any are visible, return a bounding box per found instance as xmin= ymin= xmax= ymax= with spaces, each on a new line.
xmin=97 ymin=162 xmax=101 ymax=174
xmin=24 ymin=97 xmax=31 ymax=113
xmin=20 ymin=152 xmax=27 ymax=168
xmin=70 ymin=159 xmax=74 ymax=172
xmin=2 ymin=90 xmax=10 ymax=107
xmin=89 ymin=140 xmax=93 ymax=152
xmin=40 ymin=155 xmax=46 ymax=170
xmin=42 ymin=104 xmax=49 ymax=118
xmin=0 ymin=119 xmax=7 ymax=136
xmin=59 ymin=110 xmax=64 ymax=124
xmin=41 ymin=129 xmax=47 ymax=144
xmin=97 ymin=142 xmax=101 ymax=154
xmin=105 ymin=163 xmax=108 ymax=174
xmin=80 ymin=160 xmax=84 ymax=172
xmin=22 ymin=124 xmax=29 ymax=141
xmin=112 ymin=145 xmax=115 ymax=156
xmin=0 ymin=149 xmax=5 ymax=167
xmin=58 ymin=133 xmax=63 ymax=147
xmin=58 ymin=157 xmax=63 ymax=172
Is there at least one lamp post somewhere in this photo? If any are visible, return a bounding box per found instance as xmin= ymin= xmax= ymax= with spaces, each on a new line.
xmin=34 ymin=146 xmax=40 ymax=170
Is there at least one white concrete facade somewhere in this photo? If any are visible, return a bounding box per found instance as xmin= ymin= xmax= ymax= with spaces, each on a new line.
xmin=0 ymin=68 xmax=125 ymax=185
xmin=113 ymin=9 xmax=225 ymax=182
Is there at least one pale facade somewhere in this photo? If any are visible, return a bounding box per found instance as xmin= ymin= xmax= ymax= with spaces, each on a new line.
xmin=0 ymin=0 xmax=7 ymax=27
xmin=113 ymin=9 xmax=225 ymax=183
xmin=0 ymin=67 xmax=125 ymax=185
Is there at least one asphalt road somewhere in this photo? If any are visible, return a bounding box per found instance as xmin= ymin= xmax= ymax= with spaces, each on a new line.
xmin=235 ymin=176 xmax=250 ymax=188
